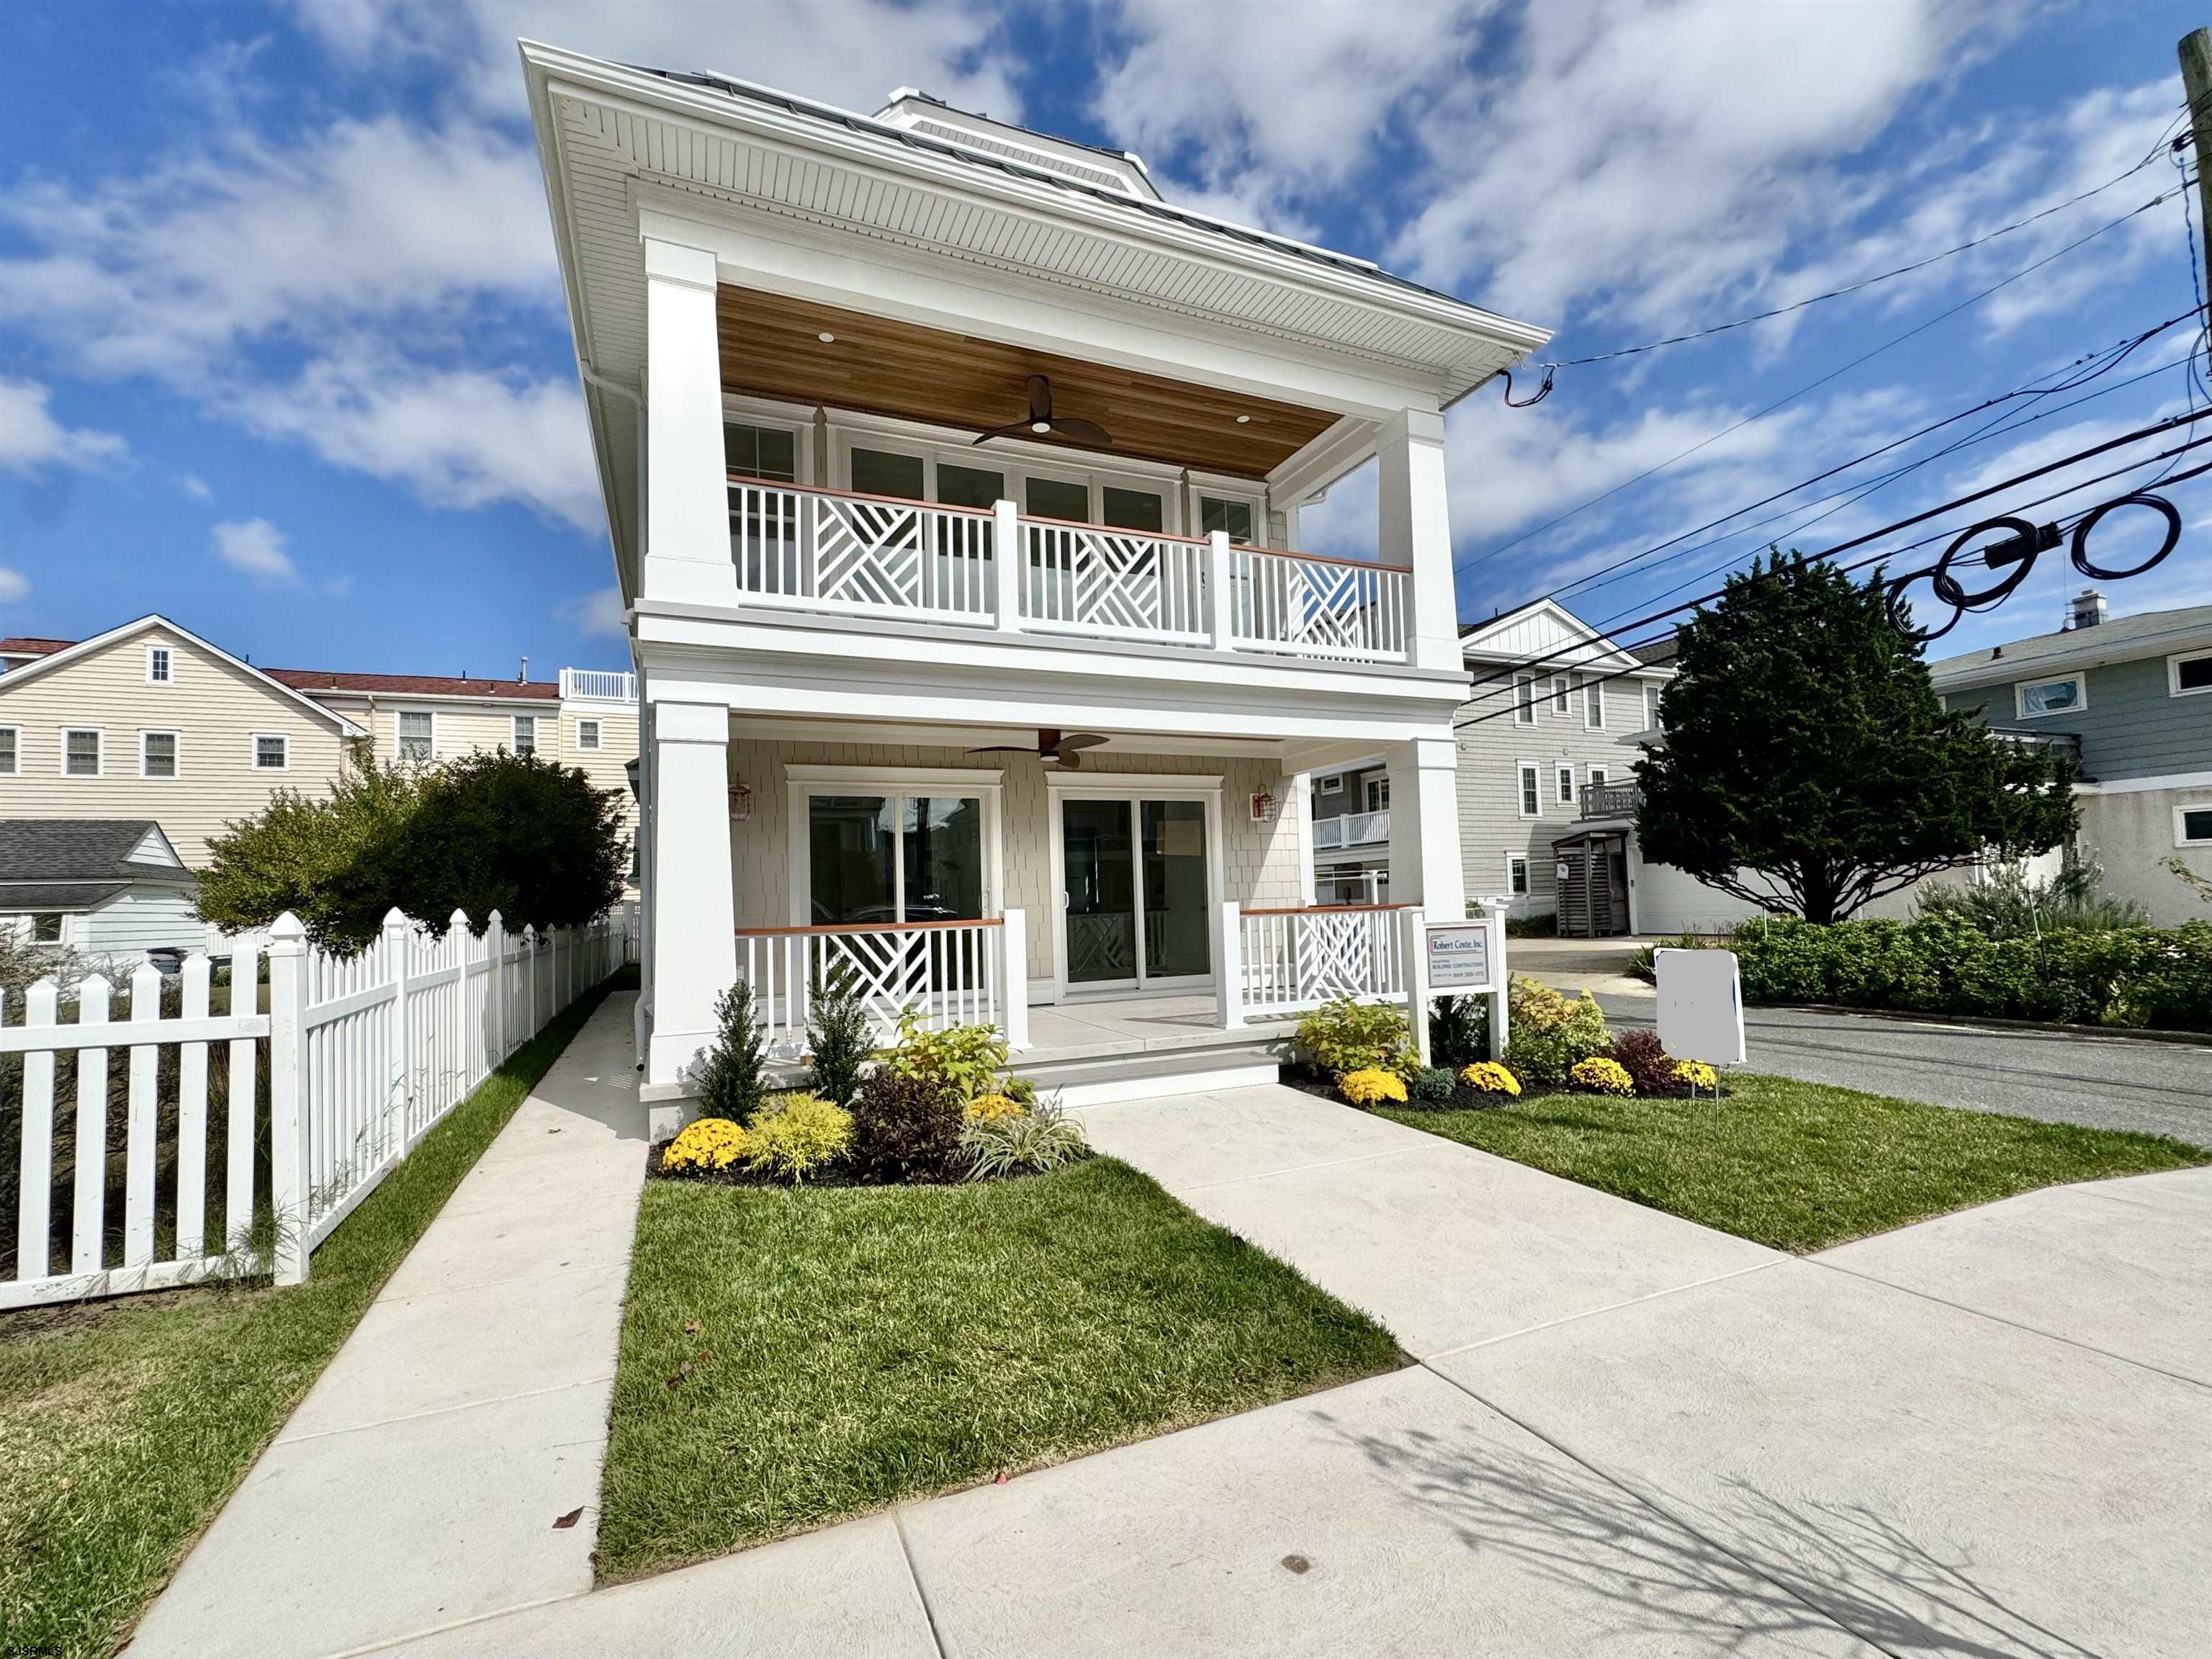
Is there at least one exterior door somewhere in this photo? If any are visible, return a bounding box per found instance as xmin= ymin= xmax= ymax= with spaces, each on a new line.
xmin=1061 ymin=799 xmax=1138 ymax=986
xmin=1059 ymin=796 xmax=1213 ymax=990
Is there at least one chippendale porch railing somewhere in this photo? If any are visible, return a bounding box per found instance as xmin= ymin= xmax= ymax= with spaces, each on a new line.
xmin=1230 ymin=902 xmax=1409 ymax=1017
xmin=726 ymin=478 xmax=1412 ymax=665
xmin=736 ymin=912 xmax=1028 ymax=1058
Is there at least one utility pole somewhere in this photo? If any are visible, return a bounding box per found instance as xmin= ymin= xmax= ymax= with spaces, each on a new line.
xmin=2180 ymin=30 xmax=2212 ymax=333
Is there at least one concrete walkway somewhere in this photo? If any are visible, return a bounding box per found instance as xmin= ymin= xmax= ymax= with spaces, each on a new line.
xmin=127 ymin=993 xmax=651 ymax=1659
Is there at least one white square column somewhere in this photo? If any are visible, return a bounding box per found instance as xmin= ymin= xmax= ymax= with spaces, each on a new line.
xmin=1377 ymin=405 xmax=1460 ymax=673
xmin=1385 ymin=733 xmax=1467 ymax=921
xmin=641 ymin=235 xmax=737 ymax=607
xmin=645 ymin=700 xmax=737 ymax=1089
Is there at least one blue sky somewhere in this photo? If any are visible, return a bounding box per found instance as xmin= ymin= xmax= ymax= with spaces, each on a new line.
xmin=0 ymin=0 xmax=2206 ymax=678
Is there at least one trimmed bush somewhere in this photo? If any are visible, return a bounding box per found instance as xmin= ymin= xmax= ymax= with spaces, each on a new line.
xmin=745 ymin=1093 xmax=853 ymax=1184
xmin=1501 ymin=975 xmax=1609 ymax=1089
xmin=1569 ymin=1056 xmax=1635 ymax=1096
xmin=1339 ymin=1068 xmax=1409 ymax=1107
xmin=1460 ymin=1060 xmax=1521 ymax=1097
xmin=805 ymin=968 xmax=872 ymax=1107
xmin=662 ymin=1118 xmax=750 ymax=1174
xmin=1408 ymin=1066 xmax=1459 ymax=1104
xmin=698 ymin=981 xmax=770 ymax=1125
xmin=849 ymin=1068 xmax=966 ymax=1184
xmin=1297 ymin=998 xmax=1416 ymax=1078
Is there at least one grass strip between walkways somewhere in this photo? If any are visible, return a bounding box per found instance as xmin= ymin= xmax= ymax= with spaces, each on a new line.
xmin=1378 ymin=1071 xmax=2210 ymax=1253
xmin=0 ymin=966 xmax=637 ymax=1659
xmin=597 ymin=1156 xmax=1403 ymax=1581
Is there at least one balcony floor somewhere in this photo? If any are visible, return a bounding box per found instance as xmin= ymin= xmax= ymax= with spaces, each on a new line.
xmin=1025 ymin=993 xmax=1299 ymax=1067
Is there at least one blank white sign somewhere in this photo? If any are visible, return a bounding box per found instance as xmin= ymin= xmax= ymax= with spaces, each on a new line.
xmin=1655 ymin=948 xmax=1745 ymax=1066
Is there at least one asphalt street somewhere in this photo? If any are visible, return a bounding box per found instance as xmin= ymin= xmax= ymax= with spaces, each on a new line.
xmin=1599 ymin=993 xmax=2212 ymax=1146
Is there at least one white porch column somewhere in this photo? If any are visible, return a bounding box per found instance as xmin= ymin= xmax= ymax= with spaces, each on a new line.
xmin=1385 ymin=734 xmax=1467 ymax=921
xmin=646 ymin=700 xmax=737 ymax=1089
xmin=1377 ymin=406 xmax=1460 ymax=673
xmin=642 ymin=235 xmax=737 ymax=608
xmin=1291 ymin=770 xmax=1317 ymax=905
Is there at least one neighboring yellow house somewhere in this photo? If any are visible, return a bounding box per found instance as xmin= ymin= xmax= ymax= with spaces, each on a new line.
xmin=0 ymin=616 xmax=640 ymax=894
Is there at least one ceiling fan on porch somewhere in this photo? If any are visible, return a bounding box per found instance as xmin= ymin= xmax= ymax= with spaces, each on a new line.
xmin=968 ymin=729 xmax=1110 ymax=769
xmin=971 ymin=374 xmax=1114 ymax=449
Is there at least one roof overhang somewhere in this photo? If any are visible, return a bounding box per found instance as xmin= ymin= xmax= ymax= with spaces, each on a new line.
xmin=0 ymin=616 xmax=369 ymax=738
xmin=1930 ymin=618 xmax=2212 ymax=692
xmin=1458 ymin=599 xmax=1652 ymax=676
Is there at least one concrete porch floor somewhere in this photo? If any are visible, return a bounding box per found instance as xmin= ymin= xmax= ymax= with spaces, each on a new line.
xmin=1022 ymin=992 xmax=1300 ymax=1067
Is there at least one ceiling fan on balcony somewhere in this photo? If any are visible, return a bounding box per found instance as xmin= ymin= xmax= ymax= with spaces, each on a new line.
xmin=972 ymin=375 xmax=1113 ymax=449
xmin=968 ymin=729 xmax=1110 ymax=769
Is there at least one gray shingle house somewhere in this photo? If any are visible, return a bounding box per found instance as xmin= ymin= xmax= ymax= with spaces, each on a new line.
xmin=0 ymin=819 xmax=201 ymax=960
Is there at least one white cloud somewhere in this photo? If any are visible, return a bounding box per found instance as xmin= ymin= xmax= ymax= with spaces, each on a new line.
xmin=562 ymin=587 xmax=629 ymax=639
xmin=0 ymin=567 xmax=30 ymax=603
xmin=212 ymin=518 xmax=300 ymax=585
xmin=0 ymin=377 xmax=125 ymax=474
xmin=179 ymin=473 xmax=212 ymax=500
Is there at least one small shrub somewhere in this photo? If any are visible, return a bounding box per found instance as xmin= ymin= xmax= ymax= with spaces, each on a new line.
xmin=744 ymin=1092 xmax=853 ymax=1183
xmin=848 ymin=1066 xmax=966 ymax=1184
xmin=697 ymin=980 xmax=769 ymax=1125
xmin=882 ymin=1011 xmax=1009 ymax=1102
xmin=1428 ymin=994 xmax=1488 ymax=1070
xmin=1673 ymin=1058 xmax=1718 ymax=1091
xmin=1605 ymin=1028 xmax=1688 ymax=1097
xmin=805 ymin=968 xmax=872 ymax=1107
xmin=1408 ymin=1065 xmax=1458 ymax=1104
xmin=959 ymin=1094 xmax=1089 ymax=1180
xmin=1339 ymin=1068 xmax=1408 ymax=1107
xmin=1002 ymin=1074 xmax=1038 ymax=1107
xmin=964 ymin=1091 xmax=1026 ymax=1123
xmin=1569 ymin=1056 xmax=1635 ymax=1096
xmin=1460 ymin=1060 xmax=1521 ymax=1097
xmin=1502 ymin=976 xmax=1609 ymax=1088
xmin=661 ymin=1117 xmax=750 ymax=1174
xmin=1297 ymin=998 xmax=1416 ymax=1078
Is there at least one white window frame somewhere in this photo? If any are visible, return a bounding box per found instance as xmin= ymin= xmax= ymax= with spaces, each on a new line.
xmin=1589 ymin=765 xmax=1610 ymax=791
xmin=61 ymin=727 xmax=102 ymax=778
xmin=1316 ymin=771 xmax=1343 ymax=793
xmin=395 ymin=709 xmax=437 ymax=763
xmin=1517 ymin=761 xmax=1541 ymax=819
xmin=511 ymin=714 xmax=538 ymax=755
xmin=1506 ymin=854 xmax=1530 ymax=896
xmin=1514 ymin=675 xmax=1537 ymax=725
xmin=1584 ymin=675 xmax=1606 ymax=729
xmin=784 ymin=763 xmax=1008 ymax=928
xmin=139 ymin=729 xmax=181 ymax=780
xmin=1364 ymin=775 xmax=1390 ymax=813
xmin=826 ymin=416 xmax=1187 ymax=536
xmin=1551 ymin=675 xmax=1570 ymax=715
xmin=1644 ymin=680 xmax=1663 ymax=730
xmin=30 ymin=912 xmax=64 ymax=944
xmin=720 ymin=410 xmax=809 ymax=485
xmin=2014 ymin=673 xmax=2087 ymax=719
xmin=145 ymin=644 xmax=174 ymax=685
xmin=251 ymin=732 xmax=291 ymax=773
xmin=0 ymin=725 xmax=18 ymax=777
xmin=577 ymin=717 xmax=603 ymax=752
xmin=1043 ymin=769 xmax=1225 ymax=999
xmin=2167 ymin=649 xmax=2212 ymax=698
xmin=1193 ymin=487 xmax=1260 ymax=546
xmin=2176 ymin=803 xmax=2212 ymax=847
xmin=1557 ymin=764 xmax=1575 ymax=806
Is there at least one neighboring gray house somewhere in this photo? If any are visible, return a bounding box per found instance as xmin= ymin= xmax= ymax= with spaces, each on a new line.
xmin=0 ymin=819 xmax=202 ymax=961
xmin=1930 ymin=591 xmax=2212 ymax=925
xmin=1310 ymin=758 xmax=1392 ymax=904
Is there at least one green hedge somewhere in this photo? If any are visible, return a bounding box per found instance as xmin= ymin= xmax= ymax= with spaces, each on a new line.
xmin=1720 ymin=914 xmax=2212 ymax=1032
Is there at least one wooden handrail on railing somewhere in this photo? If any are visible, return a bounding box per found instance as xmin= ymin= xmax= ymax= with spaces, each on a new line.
xmin=1241 ymin=902 xmax=1411 ymax=916
xmin=735 ymin=918 xmax=1002 ymax=936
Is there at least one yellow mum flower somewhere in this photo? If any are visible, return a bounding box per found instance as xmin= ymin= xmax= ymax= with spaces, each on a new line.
xmin=1672 ymin=1058 xmax=1718 ymax=1090
xmin=1460 ymin=1061 xmax=1521 ymax=1097
xmin=662 ymin=1117 xmax=752 ymax=1173
xmin=1339 ymin=1068 xmax=1409 ymax=1107
xmin=964 ymin=1092 xmax=1028 ymax=1123
xmin=1569 ymin=1056 xmax=1635 ymax=1096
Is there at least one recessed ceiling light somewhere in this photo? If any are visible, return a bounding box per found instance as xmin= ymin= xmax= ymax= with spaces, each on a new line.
xmin=1235 ymin=414 xmax=1252 ymax=424
xmin=817 ymin=331 xmax=836 ymax=343
xmin=1030 ymin=421 xmax=1051 ymax=433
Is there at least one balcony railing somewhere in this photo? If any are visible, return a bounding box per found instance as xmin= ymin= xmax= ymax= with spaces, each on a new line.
xmin=1579 ymin=781 xmax=1641 ymax=822
xmin=1989 ymin=728 xmax=2084 ymax=765
xmin=559 ymin=668 xmax=637 ymax=702
xmin=725 ymin=480 xmax=1412 ymax=665
xmin=1312 ymin=808 xmax=1389 ymax=850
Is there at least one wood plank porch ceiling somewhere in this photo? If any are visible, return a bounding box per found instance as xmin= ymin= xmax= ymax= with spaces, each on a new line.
xmin=716 ymin=286 xmax=1339 ymax=479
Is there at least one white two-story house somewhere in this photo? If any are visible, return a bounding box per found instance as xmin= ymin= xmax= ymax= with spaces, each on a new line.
xmin=521 ymin=45 xmax=1550 ymax=1097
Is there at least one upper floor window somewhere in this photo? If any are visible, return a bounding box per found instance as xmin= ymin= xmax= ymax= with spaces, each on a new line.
xmin=1102 ymin=486 xmax=1165 ymax=532
xmin=140 ymin=731 xmax=179 ymax=779
xmin=851 ymin=446 xmax=927 ymax=500
xmin=2169 ymin=650 xmax=2212 ymax=698
xmin=1517 ymin=762 xmax=1540 ymax=819
xmin=1551 ymin=675 xmax=1570 ymax=715
xmin=2015 ymin=674 xmax=2085 ymax=719
xmin=254 ymin=734 xmax=289 ymax=771
xmin=724 ymin=421 xmax=798 ymax=482
xmin=1644 ymin=680 xmax=1663 ymax=729
xmin=63 ymin=729 xmax=100 ymax=778
xmin=1198 ymin=495 xmax=1255 ymax=544
xmin=577 ymin=718 xmax=603 ymax=751
xmin=512 ymin=714 xmax=537 ymax=756
xmin=1584 ymin=677 xmax=1605 ymax=729
xmin=146 ymin=645 xmax=173 ymax=684
xmin=0 ymin=727 xmax=17 ymax=775
xmin=1027 ymin=475 xmax=1089 ymax=522
xmin=1589 ymin=765 xmax=1610 ymax=792
xmin=397 ymin=711 xmax=434 ymax=763
xmin=1364 ymin=776 xmax=1390 ymax=813
xmin=1514 ymin=675 xmax=1536 ymax=724
xmin=1557 ymin=765 xmax=1574 ymax=806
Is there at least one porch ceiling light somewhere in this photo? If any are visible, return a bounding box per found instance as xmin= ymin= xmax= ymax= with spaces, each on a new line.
xmin=817 ymin=331 xmax=836 ymax=343
xmin=1235 ymin=414 xmax=1251 ymax=424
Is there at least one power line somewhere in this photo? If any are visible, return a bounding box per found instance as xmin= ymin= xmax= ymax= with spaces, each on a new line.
xmin=1535 ymin=146 xmax=2180 ymax=369
xmin=1455 ymin=185 xmax=2187 ymax=580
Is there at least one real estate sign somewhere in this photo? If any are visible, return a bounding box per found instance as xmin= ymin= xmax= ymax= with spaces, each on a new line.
xmin=1425 ymin=924 xmax=1493 ymax=992
xmin=1655 ymin=948 xmax=1746 ymax=1066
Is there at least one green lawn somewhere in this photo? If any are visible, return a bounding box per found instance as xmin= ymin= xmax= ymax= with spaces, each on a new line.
xmin=1379 ymin=1072 xmax=2210 ymax=1253
xmin=0 ymin=967 xmax=634 ymax=1659
xmin=597 ymin=1156 xmax=1402 ymax=1581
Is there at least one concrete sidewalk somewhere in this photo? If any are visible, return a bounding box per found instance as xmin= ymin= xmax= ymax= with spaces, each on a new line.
xmin=127 ymin=993 xmax=651 ymax=1659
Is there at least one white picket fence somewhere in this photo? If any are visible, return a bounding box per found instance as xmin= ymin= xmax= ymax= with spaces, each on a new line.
xmin=1 ymin=907 xmax=629 ymax=1309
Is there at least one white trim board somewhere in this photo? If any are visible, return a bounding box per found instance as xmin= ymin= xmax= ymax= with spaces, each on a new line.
xmin=2078 ymin=769 xmax=2212 ymax=795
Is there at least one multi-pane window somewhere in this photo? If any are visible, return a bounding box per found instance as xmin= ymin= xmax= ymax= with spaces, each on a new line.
xmin=1551 ymin=676 xmax=1570 ymax=715
xmin=0 ymin=727 xmax=16 ymax=775
xmin=1198 ymin=495 xmax=1255 ymax=544
xmin=1518 ymin=763 xmax=1540 ymax=818
xmin=1645 ymin=680 xmax=1663 ymax=729
xmin=1588 ymin=766 xmax=1610 ymax=799
xmin=1557 ymin=765 xmax=1574 ymax=806
xmin=1584 ymin=678 xmax=1605 ymax=729
xmin=512 ymin=715 xmax=536 ymax=756
xmin=1508 ymin=855 xmax=1530 ymax=896
xmin=64 ymin=729 xmax=100 ymax=777
xmin=1364 ymin=776 xmax=1390 ymax=813
xmin=141 ymin=732 xmax=178 ymax=778
xmin=255 ymin=734 xmax=289 ymax=770
xmin=397 ymin=711 xmax=433 ymax=763
xmin=577 ymin=718 xmax=602 ymax=752
xmin=147 ymin=646 xmax=172 ymax=683
xmin=1514 ymin=675 xmax=1536 ymax=724
xmin=724 ymin=422 xmax=798 ymax=482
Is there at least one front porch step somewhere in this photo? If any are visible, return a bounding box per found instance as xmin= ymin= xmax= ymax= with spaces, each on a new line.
xmin=1022 ymin=1038 xmax=1290 ymax=1109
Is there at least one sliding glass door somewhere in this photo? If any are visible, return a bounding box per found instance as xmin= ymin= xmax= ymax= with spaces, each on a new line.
xmin=1059 ymin=795 xmax=1212 ymax=990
